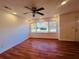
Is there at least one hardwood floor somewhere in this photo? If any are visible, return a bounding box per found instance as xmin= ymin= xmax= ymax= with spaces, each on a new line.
xmin=0 ymin=38 xmax=79 ymax=59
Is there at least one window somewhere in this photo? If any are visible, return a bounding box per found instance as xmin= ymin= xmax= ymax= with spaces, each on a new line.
xmin=31 ymin=23 xmax=36 ymax=32
xmin=37 ymin=21 xmax=48 ymax=32
xmin=31 ymin=19 xmax=57 ymax=33
xmin=49 ymin=21 xmax=57 ymax=32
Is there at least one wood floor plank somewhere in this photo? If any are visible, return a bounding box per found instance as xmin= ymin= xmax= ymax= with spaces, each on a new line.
xmin=0 ymin=38 xmax=79 ymax=59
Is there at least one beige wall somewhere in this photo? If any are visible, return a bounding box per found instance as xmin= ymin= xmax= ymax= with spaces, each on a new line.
xmin=0 ymin=10 xmax=30 ymax=53
xmin=30 ymin=33 xmax=58 ymax=39
xmin=60 ymin=11 xmax=79 ymax=41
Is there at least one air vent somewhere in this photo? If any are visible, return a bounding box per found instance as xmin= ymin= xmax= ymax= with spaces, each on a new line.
xmin=4 ymin=6 xmax=12 ymax=10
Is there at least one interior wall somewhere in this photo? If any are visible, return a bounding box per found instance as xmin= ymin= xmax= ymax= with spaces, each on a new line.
xmin=0 ymin=10 xmax=30 ymax=53
xmin=30 ymin=33 xmax=58 ymax=39
xmin=60 ymin=11 xmax=79 ymax=41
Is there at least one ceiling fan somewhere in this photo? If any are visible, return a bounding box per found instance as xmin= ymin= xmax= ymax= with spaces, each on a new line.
xmin=24 ymin=6 xmax=44 ymax=17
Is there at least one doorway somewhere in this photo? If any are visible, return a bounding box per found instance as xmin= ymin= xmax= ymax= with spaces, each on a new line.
xmin=75 ymin=17 xmax=79 ymax=41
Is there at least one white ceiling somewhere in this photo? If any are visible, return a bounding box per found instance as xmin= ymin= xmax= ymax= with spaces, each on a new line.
xmin=0 ymin=0 xmax=79 ymax=19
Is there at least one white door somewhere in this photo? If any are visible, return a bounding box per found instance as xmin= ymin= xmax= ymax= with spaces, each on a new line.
xmin=75 ymin=17 xmax=79 ymax=41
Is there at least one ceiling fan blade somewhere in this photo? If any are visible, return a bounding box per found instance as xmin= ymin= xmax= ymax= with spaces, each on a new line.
xmin=24 ymin=13 xmax=29 ymax=14
xmin=37 ymin=12 xmax=44 ymax=15
xmin=24 ymin=12 xmax=32 ymax=14
xmin=25 ymin=6 xmax=32 ymax=10
xmin=36 ymin=7 xmax=44 ymax=11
